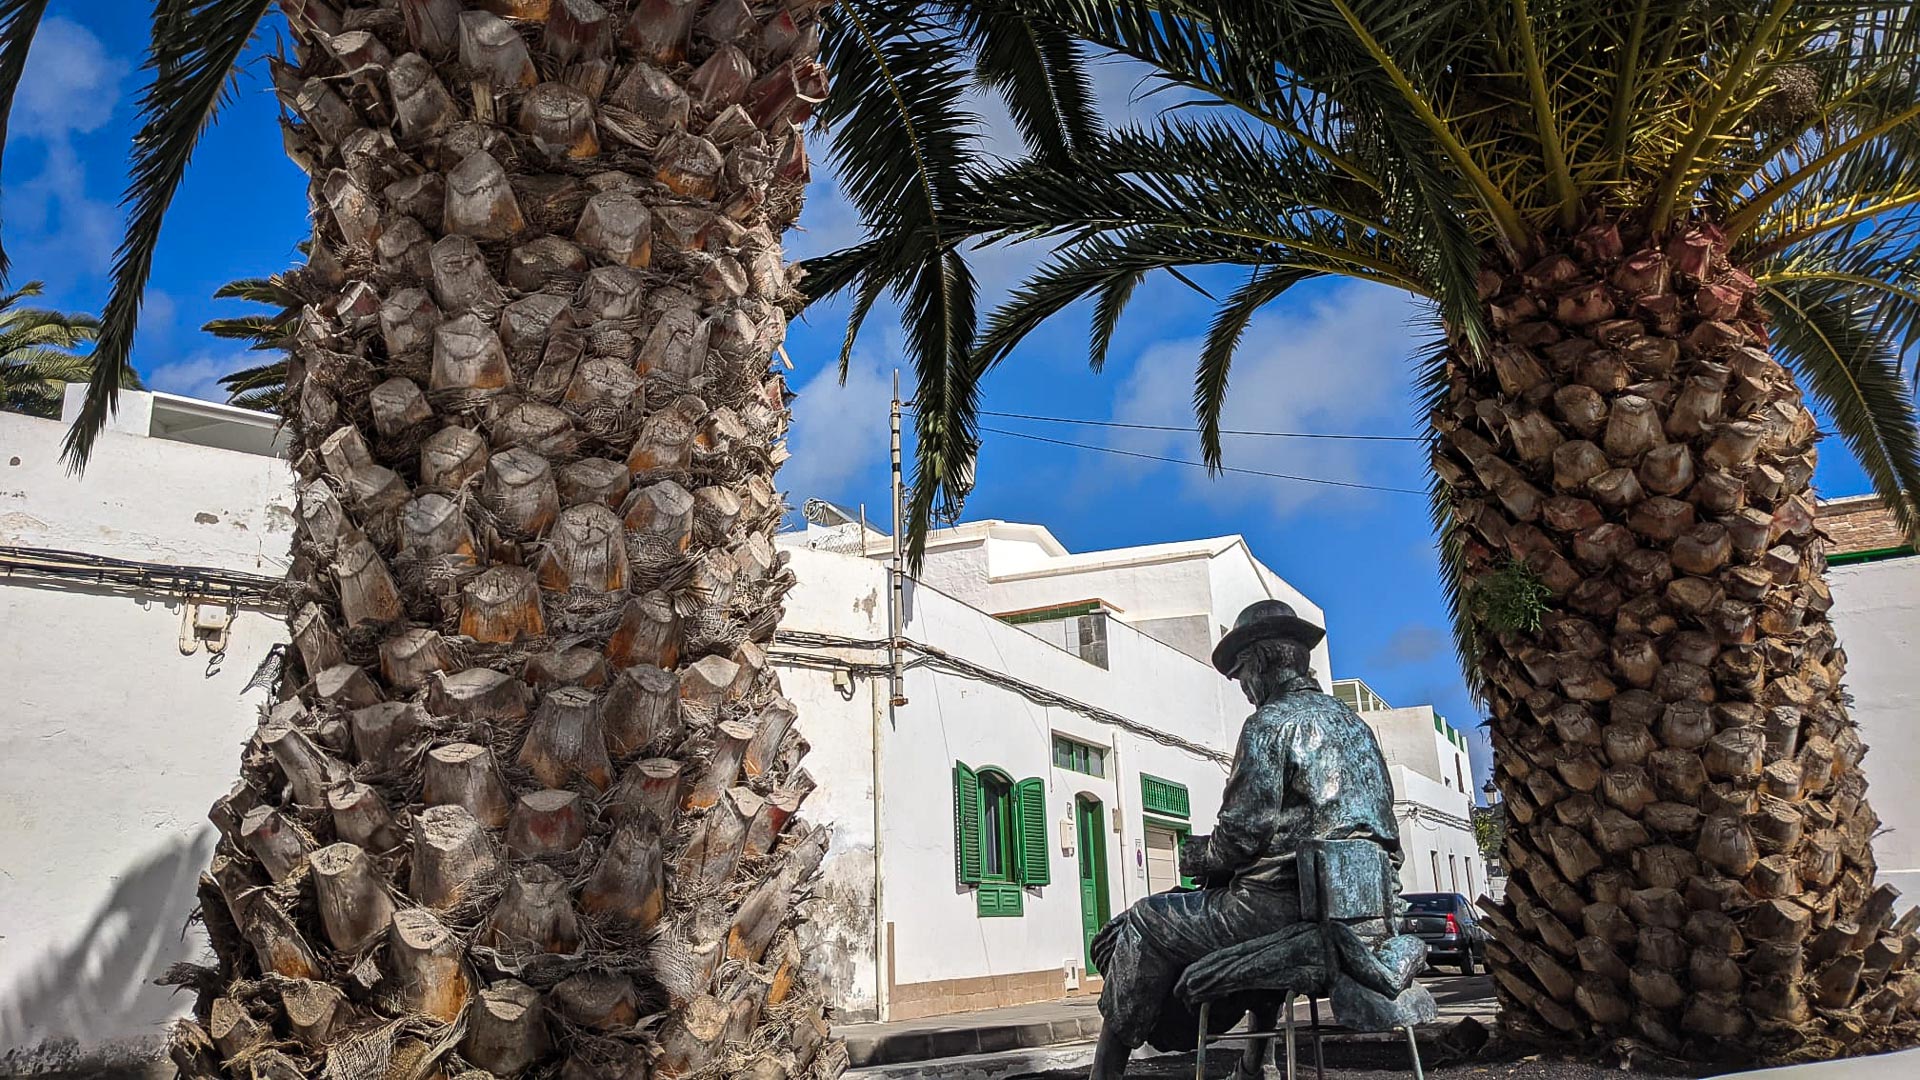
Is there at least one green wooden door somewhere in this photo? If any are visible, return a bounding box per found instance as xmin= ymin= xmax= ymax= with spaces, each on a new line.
xmin=1076 ymin=797 xmax=1112 ymax=973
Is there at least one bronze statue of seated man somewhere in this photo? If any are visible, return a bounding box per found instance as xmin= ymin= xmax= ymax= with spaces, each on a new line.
xmin=1089 ymin=600 xmax=1403 ymax=1078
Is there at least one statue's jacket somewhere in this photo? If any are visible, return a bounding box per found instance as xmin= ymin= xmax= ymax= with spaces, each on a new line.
xmin=1192 ymin=673 xmax=1402 ymax=891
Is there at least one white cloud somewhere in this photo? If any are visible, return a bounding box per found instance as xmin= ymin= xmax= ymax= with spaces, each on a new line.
xmin=1 ymin=18 xmax=128 ymax=281
xmin=1087 ymin=52 xmax=1196 ymax=128
xmin=1106 ymin=281 xmax=1430 ymax=518
xmin=146 ymin=352 xmax=250 ymax=403
xmin=1374 ymin=623 xmax=1449 ymax=667
xmin=11 ymin=17 xmax=127 ymax=139
xmin=777 ymin=346 xmax=905 ymax=519
xmin=5 ymin=139 xmax=120 ymax=274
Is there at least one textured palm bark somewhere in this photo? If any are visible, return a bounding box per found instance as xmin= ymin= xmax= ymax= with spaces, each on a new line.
xmin=170 ymin=2 xmax=838 ymax=1077
xmin=1434 ymin=220 xmax=1920 ymax=1063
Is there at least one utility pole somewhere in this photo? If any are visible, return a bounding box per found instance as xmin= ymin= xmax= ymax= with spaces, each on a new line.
xmin=889 ymin=371 xmax=909 ymax=707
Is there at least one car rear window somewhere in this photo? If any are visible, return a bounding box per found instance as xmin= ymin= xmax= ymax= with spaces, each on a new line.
xmin=1403 ymin=895 xmax=1456 ymax=914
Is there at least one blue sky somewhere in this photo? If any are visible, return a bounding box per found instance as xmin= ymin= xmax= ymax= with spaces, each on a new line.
xmin=3 ymin=7 xmax=1888 ymax=795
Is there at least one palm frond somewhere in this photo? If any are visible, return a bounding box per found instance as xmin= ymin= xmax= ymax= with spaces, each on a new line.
xmin=1751 ymin=196 xmax=1920 ymax=369
xmin=1087 ymin=269 xmax=1145 ymax=373
xmin=60 ymin=0 xmax=272 ymax=469
xmin=0 ymin=0 xmax=52 ymax=284
xmin=900 ymin=248 xmax=978 ymax=564
xmin=216 ymin=356 xmax=289 ymax=411
xmin=1193 ymin=264 xmax=1319 ymax=467
xmin=213 ymin=275 xmax=305 ymax=306
xmin=1761 ymin=274 xmax=1920 ymax=542
xmin=954 ymin=0 xmax=1100 ymax=160
xmin=202 ymin=313 xmax=295 ymax=348
xmin=0 ymin=279 xmax=99 ymax=417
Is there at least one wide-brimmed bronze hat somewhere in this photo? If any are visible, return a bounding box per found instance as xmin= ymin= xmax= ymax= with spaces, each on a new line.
xmin=1211 ymin=599 xmax=1326 ymax=675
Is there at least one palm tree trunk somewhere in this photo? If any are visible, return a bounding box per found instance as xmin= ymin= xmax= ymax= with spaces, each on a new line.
xmin=1434 ymin=220 xmax=1920 ymax=1061
xmin=172 ymin=2 xmax=838 ymax=1077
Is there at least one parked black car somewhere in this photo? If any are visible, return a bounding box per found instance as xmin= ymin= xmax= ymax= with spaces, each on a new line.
xmin=1399 ymin=892 xmax=1487 ymax=974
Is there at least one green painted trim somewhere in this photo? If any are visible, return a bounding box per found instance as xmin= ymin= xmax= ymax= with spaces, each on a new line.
xmin=1000 ymin=601 xmax=1104 ymax=625
xmin=1828 ymin=545 xmax=1915 ymax=567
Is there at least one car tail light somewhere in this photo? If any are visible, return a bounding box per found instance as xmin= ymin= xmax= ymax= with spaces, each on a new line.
xmin=1445 ymin=913 xmax=1459 ymax=934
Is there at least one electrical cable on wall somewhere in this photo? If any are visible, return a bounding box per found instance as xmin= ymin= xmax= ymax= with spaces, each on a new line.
xmin=774 ymin=630 xmax=1234 ymax=769
xmin=1393 ymin=800 xmax=1475 ymax=832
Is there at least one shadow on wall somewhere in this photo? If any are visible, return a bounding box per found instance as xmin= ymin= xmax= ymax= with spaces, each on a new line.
xmin=0 ymin=829 xmax=216 ymax=1073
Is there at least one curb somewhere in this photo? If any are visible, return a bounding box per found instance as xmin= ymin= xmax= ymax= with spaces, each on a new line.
xmin=844 ymin=1015 xmax=1104 ymax=1068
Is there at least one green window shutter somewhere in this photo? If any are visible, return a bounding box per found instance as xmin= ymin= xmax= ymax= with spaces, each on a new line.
xmin=1141 ymin=775 xmax=1190 ymax=819
xmin=1013 ymin=777 xmax=1050 ymax=886
xmin=954 ymin=762 xmax=982 ymax=885
xmin=976 ymin=883 xmax=1024 ymax=917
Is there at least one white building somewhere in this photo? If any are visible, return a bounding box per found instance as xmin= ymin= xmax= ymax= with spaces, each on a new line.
xmin=776 ymin=515 xmax=1332 ymax=1021
xmin=1817 ymin=495 xmax=1920 ymax=897
xmin=1330 ymin=679 xmax=1484 ymax=900
xmin=1 ymin=389 xmax=291 ymax=1071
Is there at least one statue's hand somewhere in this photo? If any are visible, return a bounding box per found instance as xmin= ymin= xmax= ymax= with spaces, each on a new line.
xmin=1179 ymin=834 xmax=1211 ymax=879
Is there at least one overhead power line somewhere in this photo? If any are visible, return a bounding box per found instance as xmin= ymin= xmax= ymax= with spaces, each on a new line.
xmin=973 ymin=425 xmax=1429 ymax=495
xmin=773 ymin=630 xmax=1232 ymax=768
xmin=975 ymin=409 xmax=1426 ymax=443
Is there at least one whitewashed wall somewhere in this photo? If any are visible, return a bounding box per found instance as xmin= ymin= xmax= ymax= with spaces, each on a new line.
xmin=1364 ymin=705 xmax=1474 ymax=794
xmin=1827 ymin=557 xmax=1920 ymax=897
xmin=1390 ymin=767 xmax=1484 ymax=900
xmin=884 ymin=571 xmax=1237 ymax=990
xmin=0 ymin=410 xmax=293 ymax=1070
xmin=769 ymin=550 xmax=888 ymax=1021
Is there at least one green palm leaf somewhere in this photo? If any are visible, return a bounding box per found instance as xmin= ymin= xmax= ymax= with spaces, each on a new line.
xmin=0 ymin=279 xmax=101 ymax=418
xmin=58 ymin=0 xmax=273 ymax=467
xmin=1762 ymin=273 xmax=1920 ymax=540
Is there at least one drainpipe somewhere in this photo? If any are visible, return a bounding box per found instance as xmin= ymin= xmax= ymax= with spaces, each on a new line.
xmin=870 ymin=673 xmax=888 ymax=1020
xmin=1109 ymin=737 xmax=1130 ymax=910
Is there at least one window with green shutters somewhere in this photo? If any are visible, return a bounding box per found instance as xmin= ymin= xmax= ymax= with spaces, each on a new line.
xmin=953 ymin=761 xmax=1050 ymax=916
xmin=1141 ymin=774 xmax=1190 ymax=819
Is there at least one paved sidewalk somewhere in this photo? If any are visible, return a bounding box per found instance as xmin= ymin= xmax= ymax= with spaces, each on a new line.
xmin=838 ymin=996 xmax=1104 ymax=1069
xmin=838 ymin=973 xmax=1495 ymax=1071
xmin=1730 ymin=1047 xmax=1920 ymax=1079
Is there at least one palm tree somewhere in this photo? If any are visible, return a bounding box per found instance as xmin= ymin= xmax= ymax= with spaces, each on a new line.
xmin=0 ymin=2 xmax=1094 ymax=1077
xmin=202 ymin=273 xmax=308 ymax=412
xmin=0 ymin=281 xmax=99 ymax=417
xmin=817 ymin=0 xmax=1920 ymax=1064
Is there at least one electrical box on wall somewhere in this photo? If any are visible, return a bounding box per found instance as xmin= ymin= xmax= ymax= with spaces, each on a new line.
xmin=180 ymin=601 xmax=233 ymax=655
xmin=1059 ymin=819 xmax=1076 ymax=855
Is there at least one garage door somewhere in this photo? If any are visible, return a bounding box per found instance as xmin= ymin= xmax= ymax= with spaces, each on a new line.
xmin=1145 ymin=825 xmax=1181 ymax=894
